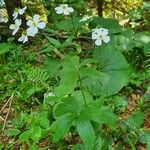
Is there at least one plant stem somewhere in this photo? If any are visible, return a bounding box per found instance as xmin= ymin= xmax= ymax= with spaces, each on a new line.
xmin=77 ymin=72 xmax=87 ymax=106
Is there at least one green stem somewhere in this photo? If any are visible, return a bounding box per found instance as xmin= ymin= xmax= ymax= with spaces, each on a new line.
xmin=77 ymin=72 xmax=87 ymax=106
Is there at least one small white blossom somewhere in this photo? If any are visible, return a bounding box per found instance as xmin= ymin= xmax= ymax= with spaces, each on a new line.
xmin=79 ymin=15 xmax=92 ymax=22
xmin=26 ymin=14 xmax=46 ymax=37
xmin=13 ymin=6 xmax=27 ymax=20
xmin=55 ymin=4 xmax=74 ymax=15
xmin=44 ymin=92 xmax=55 ymax=99
xmin=92 ymin=28 xmax=110 ymax=46
xmin=0 ymin=16 xmax=8 ymax=23
xmin=9 ymin=19 xmax=22 ymax=35
xmin=18 ymin=32 xmax=28 ymax=43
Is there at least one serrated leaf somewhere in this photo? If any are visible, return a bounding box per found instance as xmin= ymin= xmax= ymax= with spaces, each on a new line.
xmin=54 ymin=55 xmax=80 ymax=97
xmin=5 ymin=128 xmax=20 ymax=137
xmin=93 ymin=45 xmax=129 ymax=96
xmin=76 ymin=120 xmax=95 ymax=150
xmin=53 ymin=96 xmax=81 ymax=117
xmin=90 ymin=17 xmax=122 ymax=33
xmin=19 ymin=130 xmax=31 ymax=142
xmin=99 ymin=107 xmax=117 ymax=127
xmin=128 ymin=111 xmax=144 ymax=128
xmin=46 ymin=36 xmax=61 ymax=47
xmin=50 ymin=114 xmax=73 ymax=142
xmin=31 ymin=126 xmax=42 ymax=142
xmin=79 ymin=67 xmax=110 ymax=96
xmin=73 ymin=90 xmax=93 ymax=105
xmin=56 ymin=17 xmax=82 ymax=31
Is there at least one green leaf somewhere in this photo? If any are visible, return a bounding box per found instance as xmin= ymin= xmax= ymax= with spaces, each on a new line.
xmin=46 ymin=36 xmax=61 ymax=47
xmin=54 ymin=84 xmax=74 ymax=97
xmin=19 ymin=130 xmax=31 ymax=142
xmin=50 ymin=114 xmax=73 ymax=142
xmin=73 ymin=90 xmax=93 ymax=105
xmin=93 ymin=45 xmax=129 ymax=96
xmin=80 ymin=58 xmax=98 ymax=67
xmin=90 ymin=17 xmax=122 ymax=33
xmin=128 ymin=111 xmax=144 ymax=128
xmin=79 ymin=67 xmax=110 ymax=96
xmin=31 ymin=126 xmax=42 ymax=142
xmin=54 ymin=55 xmax=80 ymax=97
xmin=76 ymin=120 xmax=95 ymax=150
xmin=5 ymin=128 xmax=20 ymax=137
xmin=98 ymin=107 xmax=117 ymax=127
xmin=53 ymin=96 xmax=81 ymax=117
xmin=56 ymin=17 xmax=82 ymax=31
xmin=62 ymin=36 xmax=74 ymax=47
xmin=43 ymin=57 xmax=60 ymax=76
xmin=71 ymin=144 xmax=85 ymax=150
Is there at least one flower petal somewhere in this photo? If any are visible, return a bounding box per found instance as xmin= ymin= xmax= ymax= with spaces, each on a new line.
xmin=63 ymin=10 xmax=70 ymax=15
xmin=102 ymin=28 xmax=109 ymax=36
xmin=37 ymin=22 xmax=46 ymax=29
xmin=103 ymin=35 xmax=110 ymax=43
xmin=55 ymin=7 xmax=63 ymax=14
xmin=18 ymin=36 xmax=24 ymax=42
xmin=92 ymin=33 xmax=99 ymax=40
xmin=26 ymin=20 xmax=33 ymax=27
xmin=67 ymin=7 xmax=74 ymax=12
xmin=12 ymin=29 xmax=18 ymax=35
xmin=15 ymin=19 xmax=22 ymax=26
xmin=33 ymin=14 xmax=40 ymax=23
xmin=13 ymin=12 xmax=18 ymax=20
xmin=27 ymin=27 xmax=38 ymax=37
xmin=9 ymin=24 xmax=15 ymax=30
xmin=95 ymin=39 xmax=102 ymax=46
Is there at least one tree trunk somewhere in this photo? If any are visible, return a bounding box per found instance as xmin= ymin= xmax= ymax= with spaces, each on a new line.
xmin=97 ymin=0 xmax=103 ymax=17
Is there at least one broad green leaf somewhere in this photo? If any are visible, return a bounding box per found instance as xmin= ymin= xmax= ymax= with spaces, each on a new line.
xmin=50 ymin=114 xmax=73 ymax=142
xmin=31 ymin=126 xmax=42 ymax=142
xmin=53 ymin=96 xmax=81 ymax=117
xmin=54 ymin=84 xmax=74 ymax=97
xmin=76 ymin=120 xmax=95 ymax=150
xmin=93 ymin=45 xmax=129 ymax=96
xmin=144 ymin=130 xmax=150 ymax=150
xmin=19 ymin=130 xmax=31 ymax=142
xmin=71 ymin=144 xmax=85 ymax=150
xmin=54 ymin=55 xmax=80 ymax=97
xmin=79 ymin=67 xmax=110 ymax=96
xmin=5 ymin=128 xmax=20 ymax=137
xmin=61 ymin=55 xmax=80 ymax=72
xmin=90 ymin=17 xmax=122 ymax=33
xmin=128 ymin=111 xmax=144 ymax=128
xmin=99 ymin=106 xmax=117 ymax=128
xmin=43 ymin=57 xmax=60 ymax=76
xmin=80 ymin=58 xmax=98 ymax=67
xmin=56 ymin=17 xmax=82 ymax=31
xmin=72 ymin=90 xmax=93 ymax=105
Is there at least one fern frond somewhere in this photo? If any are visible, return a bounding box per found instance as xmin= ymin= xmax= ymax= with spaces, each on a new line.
xmin=0 ymin=43 xmax=15 ymax=55
xmin=145 ymin=52 xmax=150 ymax=68
xmin=26 ymin=67 xmax=49 ymax=84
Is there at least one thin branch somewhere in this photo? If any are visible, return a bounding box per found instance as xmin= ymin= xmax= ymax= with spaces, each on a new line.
xmin=1 ymin=94 xmax=14 ymax=132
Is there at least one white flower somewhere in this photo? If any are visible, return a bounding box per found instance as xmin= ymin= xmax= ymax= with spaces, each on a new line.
xmin=79 ymin=15 xmax=92 ymax=22
xmin=13 ymin=6 xmax=27 ymax=20
xmin=55 ymin=4 xmax=74 ymax=15
xmin=92 ymin=28 xmax=110 ymax=46
xmin=26 ymin=14 xmax=46 ymax=37
xmin=0 ymin=16 xmax=8 ymax=23
xmin=9 ymin=19 xmax=22 ymax=35
xmin=18 ymin=32 xmax=28 ymax=43
xmin=44 ymin=92 xmax=55 ymax=99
